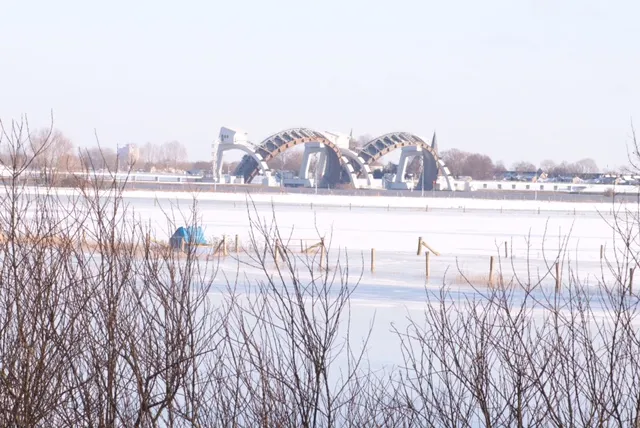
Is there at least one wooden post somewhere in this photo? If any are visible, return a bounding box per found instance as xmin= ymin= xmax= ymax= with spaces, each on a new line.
xmin=504 ymin=241 xmax=508 ymax=259
xmin=222 ymin=236 xmax=228 ymax=257
xmin=555 ymin=262 xmax=561 ymax=292
xmin=630 ymin=267 xmax=635 ymax=294
xmin=300 ymin=239 xmax=304 ymax=253
xmin=371 ymin=248 xmax=375 ymax=273
xmin=426 ymin=252 xmax=431 ymax=280
xmin=600 ymin=244 xmax=604 ymax=260
xmin=489 ymin=256 xmax=495 ymax=287
xmin=349 ymin=203 xmax=352 ymax=211
xmin=417 ymin=237 xmax=423 ymax=256
xmin=319 ymin=238 xmax=325 ymax=271
xmin=538 ymin=207 xmax=540 ymax=215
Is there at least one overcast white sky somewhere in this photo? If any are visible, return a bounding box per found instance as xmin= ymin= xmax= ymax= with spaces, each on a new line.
xmin=1 ymin=0 xmax=639 ymax=169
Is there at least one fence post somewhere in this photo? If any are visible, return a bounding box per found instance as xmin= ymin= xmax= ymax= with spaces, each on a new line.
xmin=300 ymin=239 xmax=304 ymax=253
xmin=235 ymin=234 xmax=239 ymax=254
xmin=600 ymin=244 xmax=604 ymax=260
xmin=504 ymin=241 xmax=508 ymax=259
xmin=489 ymin=256 xmax=495 ymax=287
xmin=222 ymin=236 xmax=228 ymax=257
xmin=371 ymin=248 xmax=375 ymax=273
xmin=426 ymin=252 xmax=431 ymax=280
xmin=417 ymin=237 xmax=423 ymax=256
xmin=555 ymin=262 xmax=561 ymax=292
xmin=630 ymin=267 xmax=635 ymax=294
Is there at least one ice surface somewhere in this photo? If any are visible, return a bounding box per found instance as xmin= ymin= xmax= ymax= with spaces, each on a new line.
xmin=20 ymin=187 xmax=633 ymax=371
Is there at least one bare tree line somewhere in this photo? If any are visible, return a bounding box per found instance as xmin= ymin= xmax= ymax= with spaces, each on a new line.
xmin=2 ymin=126 xmax=610 ymax=182
xmin=419 ymin=149 xmax=604 ymax=180
xmin=0 ymin=126 xmax=198 ymax=174
xmin=2 ymin=117 xmax=640 ymax=426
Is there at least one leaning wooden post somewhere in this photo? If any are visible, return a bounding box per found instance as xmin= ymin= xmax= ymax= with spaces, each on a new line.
xmin=630 ymin=267 xmax=635 ymax=294
xmin=555 ymin=262 xmax=561 ymax=292
xmin=319 ymin=238 xmax=326 ymax=271
xmin=426 ymin=251 xmax=431 ymax=280
xmin=417 ymin=237 xmax=423 ymax=256
xmin=371 ymin=248 xmax=375 ymax=273
xmin=488 ymin=256 xmax=495 ymax=287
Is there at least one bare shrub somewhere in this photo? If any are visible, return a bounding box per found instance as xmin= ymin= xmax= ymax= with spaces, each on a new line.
xmin=2 ymin=114 xmax=640 ymax=426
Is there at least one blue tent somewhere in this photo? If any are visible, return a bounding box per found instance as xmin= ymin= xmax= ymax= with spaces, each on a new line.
xmin=170 ymin=226 xmax=207 ymax=249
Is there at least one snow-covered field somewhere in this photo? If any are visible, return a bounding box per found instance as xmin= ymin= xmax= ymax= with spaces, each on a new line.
xmin=13 ymin=187 xmax=640 ymax=398
xmin=78 ymin=190 xmax=623 ymax=366
xmin=25 ymin=186 xmax=630 ymax=295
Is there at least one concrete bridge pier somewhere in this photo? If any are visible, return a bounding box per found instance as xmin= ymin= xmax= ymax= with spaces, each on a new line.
xmin=299 ymin=143 xmax=328 ymax=186
xmin=387 ymin=146 xmax=424 ymax=190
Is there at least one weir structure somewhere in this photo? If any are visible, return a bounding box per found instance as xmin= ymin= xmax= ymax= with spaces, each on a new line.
xmin=212 ymin=127 xmax=454 ymax=190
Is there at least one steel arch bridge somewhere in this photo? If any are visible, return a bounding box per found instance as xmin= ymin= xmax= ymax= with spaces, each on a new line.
xmin=231 ymin=128 xmax=453 ymax=190
xmin=233 ymin=128 xmax=349 ymax=187
xmin=347 ymin=132 xmax=454 ymax=191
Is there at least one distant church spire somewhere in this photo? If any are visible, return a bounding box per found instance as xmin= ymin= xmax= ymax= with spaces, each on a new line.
xmin=430 ymin=131 xmax=438 ymax=151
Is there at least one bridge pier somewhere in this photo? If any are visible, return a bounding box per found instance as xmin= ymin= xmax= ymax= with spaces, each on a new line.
xmin=299 ymin=143 xmax=328 ymax=186
xmin=212 ymin=127 xmax=268 ymax=183
xmin=387 ymin=146 xmax=424 ymax=190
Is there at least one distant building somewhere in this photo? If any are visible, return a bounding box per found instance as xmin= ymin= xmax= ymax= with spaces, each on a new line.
xmin=117 ymin=144 xmax=140 ymax=169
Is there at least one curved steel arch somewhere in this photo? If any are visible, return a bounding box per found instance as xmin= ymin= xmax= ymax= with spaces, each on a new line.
xmin=339 ymin=148 xmax=372 ymax=186
xmin=234 ymin=128 xmax=351 ymax=187
xmin=216 ymin=143 xmax=268 ymax=179
xmin=357 ymin=132 xmax=454 ymax=190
